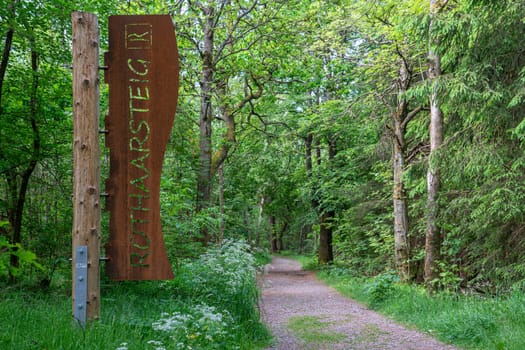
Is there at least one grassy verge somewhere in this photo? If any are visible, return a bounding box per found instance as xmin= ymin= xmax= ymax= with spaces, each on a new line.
xmin=276 ymin=251 xmax=318 ymax=270
xmin=1 ymin=284 xmax=182 ymax=350
xmin=316 ymin=267 xmax=525 ymax=350
xmin=285 ymin=255 xmax=525 ymax=350
xmin=0 ymin=240 xmax=271 ymax=350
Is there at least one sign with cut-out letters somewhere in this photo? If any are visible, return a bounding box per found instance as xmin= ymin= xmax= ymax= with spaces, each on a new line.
xmin=104 ymin=15 xmax=178 ymax=280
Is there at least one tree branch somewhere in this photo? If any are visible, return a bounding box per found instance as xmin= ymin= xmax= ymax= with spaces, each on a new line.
xmin=211 ymin=74 xmax=266 ymax=172
xmin=401 ymin=105 xmax=427 ymax=131
xmin=215 ymin=0 xmax=261 ymax=61
xmin=0 ymin=1 xmax=18 ymax=111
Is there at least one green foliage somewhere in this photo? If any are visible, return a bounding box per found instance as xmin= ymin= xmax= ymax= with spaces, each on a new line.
xmin=0 ymin=230 xmax=43 ymax=280
xmin=173 ymin=240 xmax=257 ymax=297
xmin=0 ymin=240 xmax=270 ymax=350
xmin=430 ymin=260 xmax=464 ymax=293
xmin=150 ymin=304 xmax=237 ymax=350
xmin=252 ymin=248 xmax=272 ymax=267
xmin=1 ymin=0 xmax=525 ymax=339
xmin=281 ymin=253 xmax=319 ymax=270
xmin=163 ymin=240 xmax=270 ymax=347
xmin=0 ymin=0 xmax=119 ymax=285
xmin=365 ymin=271 xmax=400 ymax=309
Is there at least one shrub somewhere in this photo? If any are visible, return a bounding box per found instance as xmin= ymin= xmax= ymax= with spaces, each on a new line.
xmin=151 ymin=239 xmax=269 ymax=349
xmin=150 ymin=304 xmax=236 ymax=350
xmin=0 ymin=227 xmax=43 ymax=281
xmin=366 ymin=271 xmax=400 ymax=308
xmin=172 ymin=240 xmax=259 ymax=314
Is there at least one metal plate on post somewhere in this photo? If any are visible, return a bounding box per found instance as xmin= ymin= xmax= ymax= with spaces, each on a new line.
xmin=74 ymin=246 xmax=88 ymax=327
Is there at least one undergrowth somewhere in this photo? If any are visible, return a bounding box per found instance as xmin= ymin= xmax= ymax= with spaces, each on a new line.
xmin=0 ymin=239 xmax=271 ymax=350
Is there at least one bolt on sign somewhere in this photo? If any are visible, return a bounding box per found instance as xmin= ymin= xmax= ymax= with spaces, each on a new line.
xmin=104 ymin=15 xmax=178 ymax=280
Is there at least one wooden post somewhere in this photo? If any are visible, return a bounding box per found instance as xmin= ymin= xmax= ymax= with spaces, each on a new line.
xmin=71 ymin=11 xmax=101 ymax=323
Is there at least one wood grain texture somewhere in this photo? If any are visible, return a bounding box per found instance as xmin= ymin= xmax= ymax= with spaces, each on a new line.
xmin=71 ymin=11 xmax=101 ymax=321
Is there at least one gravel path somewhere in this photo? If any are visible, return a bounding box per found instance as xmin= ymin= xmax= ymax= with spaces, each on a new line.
xmin=259 ymin=256 xmax=459 ymax=350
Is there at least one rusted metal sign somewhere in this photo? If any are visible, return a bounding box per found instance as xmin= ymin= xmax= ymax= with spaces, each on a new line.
xmin=104 ymin=15 xmax=178 ymax=280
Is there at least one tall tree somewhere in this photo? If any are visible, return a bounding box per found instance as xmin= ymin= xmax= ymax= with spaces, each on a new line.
xmin=171 ymin=0 xmax=282 ymax=243
xmin=336 ymin=0 xmax=429 ymax=279
xmin=1 ymin=1 xmax=42 ymax=271
xmin=318 ymin=137 xmax=337 ymax=264
xmin=424 ymin=0 xmax=447 ymax=287
xmin=392 ymin=54 xmax=425 ymax=281
xmin=7 ymin=42 xmax=40 ymax=270
xmin=0 ymin=1 xmax=17 ymax=109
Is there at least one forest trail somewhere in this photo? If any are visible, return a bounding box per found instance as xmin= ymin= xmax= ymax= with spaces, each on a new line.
xmin=260 ymin=257 xmax=458 ymax=350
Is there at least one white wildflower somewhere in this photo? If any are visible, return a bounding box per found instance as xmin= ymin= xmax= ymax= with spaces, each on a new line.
xmin=115 ymin=342 xmax=128 ymax=350
xmin=147 ymin=339 xmax=166 ymax=350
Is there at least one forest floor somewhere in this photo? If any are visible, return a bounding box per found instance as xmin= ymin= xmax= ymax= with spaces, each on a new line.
xmin=259 ymin=256 xmax=459 ymax=350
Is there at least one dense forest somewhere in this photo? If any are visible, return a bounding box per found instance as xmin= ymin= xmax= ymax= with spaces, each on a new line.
xmin=1 ymin=0 xmax=525 ymax=297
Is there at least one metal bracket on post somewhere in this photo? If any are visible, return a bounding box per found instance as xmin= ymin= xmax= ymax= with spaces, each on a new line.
xmin=74 ymin=246 xmax=88 ymax=327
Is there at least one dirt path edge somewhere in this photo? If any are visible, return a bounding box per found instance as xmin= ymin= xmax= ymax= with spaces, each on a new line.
xmin=259 ymin=256 xmax=458 ymax=350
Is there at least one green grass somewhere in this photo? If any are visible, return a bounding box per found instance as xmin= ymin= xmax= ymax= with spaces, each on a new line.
xmin=1 ymin=281 xmax=270 ymax=350
xmin=254 ymin=249 xmax=272 ymax=267
xmin=317 ymin=268 xmax=525 ymax=350
xmin=0 ymin=241 xmax=272 ymax=350
xmin=277 ymin=251 xmax=318 ymax=270
xmin=0 ymin=284 xmax=172 ymax=350
xmin=287 ymin=315 xmax=347 ymax=345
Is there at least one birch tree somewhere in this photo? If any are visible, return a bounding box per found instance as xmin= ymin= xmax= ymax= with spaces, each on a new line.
xmin=424 ymin=0 xmax=447 ymax=288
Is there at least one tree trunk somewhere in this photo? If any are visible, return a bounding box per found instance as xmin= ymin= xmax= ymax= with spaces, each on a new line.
xmin=196 ymin=5 xmax=215 ymax=244
xmin=276 ymin=233 xmax=283 ymax=252
xmin=0 ymin=1 xmax=17 ymax=110
xmin=393 ymin=58 xmax=410 ymax=281
xmin=318 ymin=210 xmax=334 ymax=264
xmin=298 ymin=225 xmax=306 ymax=253
xmin=211 ymin=76 xmax=234 ymax=173
xmin=0 ymin=2 xmax=16 ymax=205
xmin=277 ymin=221 xmax=288 ymax=251
xmin=393 ymin=132 xmax=410 ymax=280
xmin=318 ymin=139 xmax=336 ymax=264
xmin=255 ymin=195 xmax=264 ymax=247
xmin=314 ymin=138 xmax=321 ymax=168
xmin=305 ymin=133 xmax=313 ymax=175
xmin=0 ymin=31 xmax=13 ymax=112
xmin=301 ymin=133 xmax=314 ymax=253
xmin=9 ymin=43 xmax=40 ymax=271
xmin=269 ymin=215 xmax=278 ymax=253
xmin=424 ymin=0 xmax=445 ymax=288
